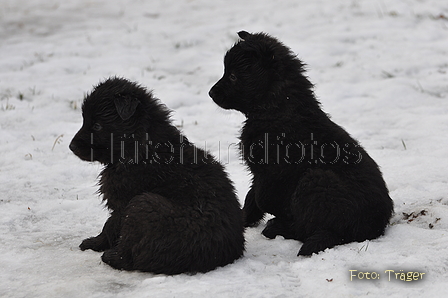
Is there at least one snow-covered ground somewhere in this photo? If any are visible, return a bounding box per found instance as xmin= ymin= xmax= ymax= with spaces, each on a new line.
xmin=1 ymin=0 xmax=448 ymax=297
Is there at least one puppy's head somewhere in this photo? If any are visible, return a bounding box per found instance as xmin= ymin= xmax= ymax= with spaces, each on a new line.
xmin=69 ymin=77 xmax=167 ymax=164
xmin=209 ymin=31 xmax=311 ymax=115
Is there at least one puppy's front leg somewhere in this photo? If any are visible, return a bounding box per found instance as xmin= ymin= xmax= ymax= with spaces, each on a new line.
xmin=80 ymin=211 xmax=121 ymax=251
xmin=242 ymin=187 xmax=265 ymax=227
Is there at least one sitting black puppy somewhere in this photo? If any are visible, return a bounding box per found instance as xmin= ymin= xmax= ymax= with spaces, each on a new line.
xmin=209 ymin=31 xmax=393 ymax=256
xmin=70 ymin=77 xmax=245 ymax=274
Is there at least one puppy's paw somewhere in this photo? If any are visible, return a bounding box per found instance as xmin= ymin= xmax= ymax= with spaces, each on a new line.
xmin=297 ymin=230 xmax=342 ymax=256
xmin=261 ymin=219 xmax=280 ymax=239
xmin=262 ymin=218 xmax=295 ymax=239
xmin=297 ymin=244 xmax=317 ymax=256
xmin=79 ymin=235 xmax=109 ymax=252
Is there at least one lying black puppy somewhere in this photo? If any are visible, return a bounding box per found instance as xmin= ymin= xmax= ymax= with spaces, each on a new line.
xmin=70 ymin=77 xmax=244 ymax=274
xmin=209 ymin=31 xmax=393 ymax=256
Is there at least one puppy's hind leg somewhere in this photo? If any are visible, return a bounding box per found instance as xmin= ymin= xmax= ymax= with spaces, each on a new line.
xmin=292 ymin=169 xmax=352 ymax=256
xmin=101 ymin=193 xmax=179 ymax=273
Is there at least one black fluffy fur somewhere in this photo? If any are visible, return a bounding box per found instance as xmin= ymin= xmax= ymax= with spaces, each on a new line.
xmin=209 ymin=31 xmax=394 ymax=256
xmin=70 ymin=77 xmax=245 ymax=274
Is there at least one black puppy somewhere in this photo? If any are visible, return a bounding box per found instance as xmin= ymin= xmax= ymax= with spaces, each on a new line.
xmin=209 ymin=31 xmax=393 ymax=256
xmin=70 ymin=77 xmax=244 ymax=274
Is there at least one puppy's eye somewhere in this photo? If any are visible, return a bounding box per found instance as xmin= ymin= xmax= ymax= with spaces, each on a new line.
xmin=229 ymin=73 xmax=237 ymax=82
xmin=92 ymin=123 xmax=102 ymax=131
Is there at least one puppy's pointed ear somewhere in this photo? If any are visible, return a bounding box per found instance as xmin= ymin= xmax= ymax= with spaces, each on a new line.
xmin=114 ymin=95 xmax=140 ymax=120
xmin=238 ymin=31 xmax=251 ymax=40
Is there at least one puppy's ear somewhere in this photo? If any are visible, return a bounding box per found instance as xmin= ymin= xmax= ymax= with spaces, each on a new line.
xmin=238 ymin=31 xmax=251 ymax=40
xmin=114 ymin=95 xmax=140 ymax=120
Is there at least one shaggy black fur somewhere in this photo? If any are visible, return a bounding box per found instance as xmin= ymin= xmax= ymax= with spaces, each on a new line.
xmin=70 ymin=77 xmax=245 ymax=274
xmin=209 ymin=31 xmax=394 ymax=256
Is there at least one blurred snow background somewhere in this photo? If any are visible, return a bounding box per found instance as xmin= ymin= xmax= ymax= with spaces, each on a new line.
xmin=1 ymin=0 xmax=448 ymax=297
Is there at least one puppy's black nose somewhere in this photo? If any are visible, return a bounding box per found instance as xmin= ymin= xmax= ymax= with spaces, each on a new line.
xmin=208 ymin=89 xmax=215 ymax=99
xmin=69 ymin=141 xmax=77 ymax=153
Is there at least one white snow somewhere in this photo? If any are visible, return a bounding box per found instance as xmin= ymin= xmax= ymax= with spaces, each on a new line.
xmin=1 ymin=0 xmax=448 ymax=297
